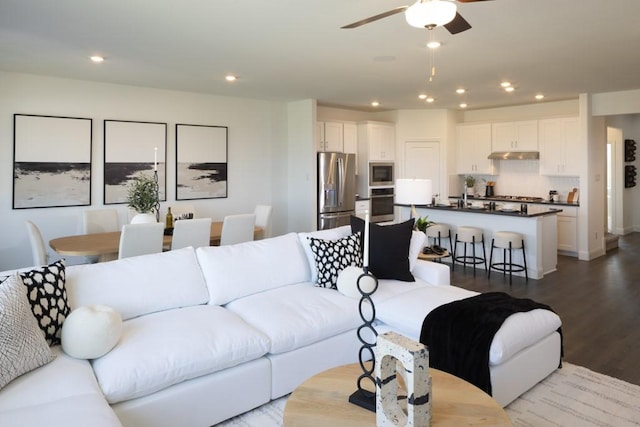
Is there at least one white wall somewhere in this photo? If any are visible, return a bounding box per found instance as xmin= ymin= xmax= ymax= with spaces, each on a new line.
xmin=0 ymin=71 xmax=287 ymax=270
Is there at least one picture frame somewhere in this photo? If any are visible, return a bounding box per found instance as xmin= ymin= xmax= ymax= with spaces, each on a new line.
xmin=175 ymin=124 xmax=228 ymax=200
xmin=104 ymin=120 xmax=167 ymax=205
xmin=13 ymin=114 xmax=92 ymax=209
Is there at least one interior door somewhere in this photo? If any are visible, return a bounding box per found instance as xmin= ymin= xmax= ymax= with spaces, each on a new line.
xmin=403 ymin=141 xmax=441 ymax=200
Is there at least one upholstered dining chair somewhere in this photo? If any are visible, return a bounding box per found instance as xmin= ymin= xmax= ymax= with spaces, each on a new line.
xmin=118 ymin=223 xmax=165 ymax=259
xmin=83 ymin=208 xmax=120 ymax=234
xmin=220 ymin=213 xmax=256 ymax=246
xmin=170 ymin=218 xmax=212 ymax=250
xmin=253 ymin=204 xmax=273 ymax=239
xmin=25 ymin=220 xmax=49 ymax=266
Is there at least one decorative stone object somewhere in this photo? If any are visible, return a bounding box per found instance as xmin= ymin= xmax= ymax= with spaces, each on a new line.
xmin=375 ymin=331 xmax=431 ymax=427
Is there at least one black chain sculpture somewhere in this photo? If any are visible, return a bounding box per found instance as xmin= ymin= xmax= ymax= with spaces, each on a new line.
xmin=153 ymin=169 xmax=160 ymax=222
xmin=348 ymin=266 xmax=379 ymax=412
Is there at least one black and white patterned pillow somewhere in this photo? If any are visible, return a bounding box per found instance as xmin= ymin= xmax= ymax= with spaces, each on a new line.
xmin=20 ymin=260 xmax=69 ymax=346
xmin=307 ymin=233 xmax=362 ymax=289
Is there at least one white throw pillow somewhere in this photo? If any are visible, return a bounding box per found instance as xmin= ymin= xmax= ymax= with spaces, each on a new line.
xmin=61 ymin=305 xmax=123 ymax=359
xmin=0 ymin=274 xmax=55 ymax=390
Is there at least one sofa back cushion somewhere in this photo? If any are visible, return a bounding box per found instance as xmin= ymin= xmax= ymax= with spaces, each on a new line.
xmin=197 ymin=233 xmax=310 ymax=305
xmin=66 ymin=247 xmax=209 ymax=320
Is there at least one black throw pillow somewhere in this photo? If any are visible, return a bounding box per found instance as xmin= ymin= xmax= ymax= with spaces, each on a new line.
xmin=350 ymin=216 xmax=415 ymax=282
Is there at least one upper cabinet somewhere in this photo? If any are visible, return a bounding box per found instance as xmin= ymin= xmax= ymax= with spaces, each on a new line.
xmin=456 ymin=123 xmax=497 ymax=175
xmin=539 ymin=117 xmax=580 ymax=176
xmin=316 ymin=121 xmax=344 ymax=152
xmin=358 ymin=121 xmax=395 ymax=161
xmin=491 ymin=120 xmax=538 ymax=152
xmin=342 ymin=122 xmax=358 ymax=155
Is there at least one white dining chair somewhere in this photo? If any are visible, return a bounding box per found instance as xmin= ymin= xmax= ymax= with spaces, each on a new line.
xmin=170 ymin=218 xmax=212 ymax=250
xmin=254 ymin=205 xmax=273 ymax=239
xmin=83 ymin=208 xmax=120 ymax=234
xmin=220 ymin=213 xmax=256 ymax=246
xmin=118 ymin=223 xmax=165 ymax=259
xmin=25 ymin=221 xmax=49 ymax=266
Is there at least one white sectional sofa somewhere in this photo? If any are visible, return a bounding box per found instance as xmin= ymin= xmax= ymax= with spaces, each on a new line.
xmin=0 ymin=225 xmax=562 ymax=426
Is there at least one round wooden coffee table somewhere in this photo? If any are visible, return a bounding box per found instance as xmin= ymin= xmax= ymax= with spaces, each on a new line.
xmin=283 ymin=363 xmax=512 ymax=426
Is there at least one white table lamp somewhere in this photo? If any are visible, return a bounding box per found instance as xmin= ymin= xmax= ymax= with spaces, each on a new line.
xmin=395 ymin=179 xmax=433 ymax=219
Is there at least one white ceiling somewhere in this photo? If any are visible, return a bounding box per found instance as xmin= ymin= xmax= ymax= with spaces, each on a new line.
xmin=2 ymin=0 xmax=640 ymax=111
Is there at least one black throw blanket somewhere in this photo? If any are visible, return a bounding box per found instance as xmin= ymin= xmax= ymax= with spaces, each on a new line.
xmin=419 ymin=292 xmax=562 ymax=396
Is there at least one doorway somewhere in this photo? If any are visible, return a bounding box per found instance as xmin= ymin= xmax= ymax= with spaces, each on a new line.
xmin=606 ymin=127 xmax=623 ymax=235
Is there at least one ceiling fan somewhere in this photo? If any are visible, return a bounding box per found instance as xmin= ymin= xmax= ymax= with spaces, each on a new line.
xmin=341 ymin=0 xmax=493 ymax=35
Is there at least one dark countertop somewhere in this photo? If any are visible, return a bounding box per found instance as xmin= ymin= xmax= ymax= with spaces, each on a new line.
xmin=396 ymin=203 xmax=562 ymax=218
xmin=449 ymin=195 xmax=579 ymax=207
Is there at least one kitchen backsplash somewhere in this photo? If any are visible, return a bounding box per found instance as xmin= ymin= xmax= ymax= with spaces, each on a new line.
xmin=450 ymin=160 xmax=580 ymax=202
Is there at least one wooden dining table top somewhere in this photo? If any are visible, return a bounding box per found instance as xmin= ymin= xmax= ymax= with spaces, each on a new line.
xmin=49 ymin=221 xmax=262 ymax=257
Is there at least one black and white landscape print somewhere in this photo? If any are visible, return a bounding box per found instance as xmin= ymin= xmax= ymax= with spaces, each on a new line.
xmin=176 ymin=124 xmax=228 ymax=200
xmin=104 ymin=120 xmax=167 ymax=204
xmin=13 ymin=115 xmax=92 ymax=209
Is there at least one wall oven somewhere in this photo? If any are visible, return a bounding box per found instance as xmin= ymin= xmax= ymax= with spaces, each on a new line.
xmin=370 ymin=187 xmax=395 ymax=223
xmin=369 ymin=162 xmax=394 ymax=187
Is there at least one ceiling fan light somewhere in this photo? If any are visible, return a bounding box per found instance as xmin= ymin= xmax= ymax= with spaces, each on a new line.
xmin=405 ymin=0 xmax=457 ymax=28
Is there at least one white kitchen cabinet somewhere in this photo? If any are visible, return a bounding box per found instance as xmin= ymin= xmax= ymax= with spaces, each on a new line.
xmin=491 ymin=120 xmax=538 ymax=152
xmin=539 ymin=117 xmax=580 ymax=176
xmin=557 ymin=206 xmax=578 ymax=254
xmin=456 ymin=123 xmax=497 ymax=174
xmin=342 ymin=122 xmax=358 ymax=154
xmin=358 ymin=121 xmax=395 ymax=161
xmin=316 ymin=121 xmax=344 ymax=152
xmin=355 ymin=199 xmax=369 ymax=218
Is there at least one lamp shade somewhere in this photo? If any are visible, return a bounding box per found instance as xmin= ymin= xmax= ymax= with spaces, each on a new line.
xmin=395 ymin=179 xmax=433 ymax=206
xmin=405 ymin=0 xmax=457 ymax=28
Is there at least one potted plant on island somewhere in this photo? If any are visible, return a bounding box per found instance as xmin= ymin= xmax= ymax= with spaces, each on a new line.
xmin=126 ymin=174 xmax=159 ymax=224
xmin=464 ymin=175 xmax=476 ymax=196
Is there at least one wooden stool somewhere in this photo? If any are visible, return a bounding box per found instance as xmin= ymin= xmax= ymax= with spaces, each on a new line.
xmin=488 ymin=231 xmax=528 ymax=284
xmin=453 ymin=226 xmax=486 ymax=275
xmin=425 ymin=223 xmax=453 ymax=262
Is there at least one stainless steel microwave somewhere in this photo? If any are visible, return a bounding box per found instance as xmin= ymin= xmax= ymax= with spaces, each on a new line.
xmin=369 ymin=162 xmax=394 ymax=186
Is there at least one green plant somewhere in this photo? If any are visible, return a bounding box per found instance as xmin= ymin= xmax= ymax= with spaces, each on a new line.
xmin=464 ymin=175 xmax=476 ymax=188
xmin=414 ymin=216 xmax=435 ymax=233
xmin=126 ymin=174 xmax=158 ymax=214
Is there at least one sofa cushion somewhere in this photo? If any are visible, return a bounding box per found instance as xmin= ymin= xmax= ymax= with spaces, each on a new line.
xmin=351 ymin=217 xmax=415 ymax=281
xmin=0 ymin=346 xmax=121 ymax=427
xmin=66 ymin=247 xmax=209 ymax=320
xmin=91 ymin=305 xmax=270 ymax=404
xmin=19 ymin=259 xmax=69 ymax=345
xmin=298 ymin=225 xmax=352 ymax=283
xmin=307 ymin=232 xmax=362 ymax=289
xmin=0 ymin=274 xmax=56 ymax=390
xmin=225 ymin=283 xmax=361 ymax=354
xmin=197 ymin=233 xmax=310 ymax=305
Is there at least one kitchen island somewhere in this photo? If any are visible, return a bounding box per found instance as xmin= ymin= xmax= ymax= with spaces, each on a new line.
xmin=396 ymin=204 xmax=562 ymax=279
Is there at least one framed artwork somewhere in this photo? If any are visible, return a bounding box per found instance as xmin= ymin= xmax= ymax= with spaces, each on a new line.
xmin=13 ymin=114 xmax=92 ymax=209
xmin=104 ymin=120 xmax=167 ymax=205
xmin=175 ymin=124 xmax=228 ymax=200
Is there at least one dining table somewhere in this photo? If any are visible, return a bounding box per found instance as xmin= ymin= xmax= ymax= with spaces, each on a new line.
xmin=49 ymin=221 xmax=262 ymax=262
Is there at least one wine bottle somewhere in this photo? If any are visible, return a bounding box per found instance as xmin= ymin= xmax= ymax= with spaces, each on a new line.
xmin=166 ymin=207 xmax=173 ymax=229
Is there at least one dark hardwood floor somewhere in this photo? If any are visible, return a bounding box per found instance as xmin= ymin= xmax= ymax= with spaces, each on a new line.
xmin=447 ymin=232 xmax=640 ymax=386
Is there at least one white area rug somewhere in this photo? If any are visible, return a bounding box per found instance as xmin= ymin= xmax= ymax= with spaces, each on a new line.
xmin=216 ymin=363 xmax=640 ymax=426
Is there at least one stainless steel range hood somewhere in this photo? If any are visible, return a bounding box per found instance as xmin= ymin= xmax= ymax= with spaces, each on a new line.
xmin=488 ymin=151 xmax=540 ymax=160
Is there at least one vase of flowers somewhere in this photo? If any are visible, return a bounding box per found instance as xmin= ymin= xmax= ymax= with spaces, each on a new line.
xmin=126 ymin=175 xmax=158 ymax=224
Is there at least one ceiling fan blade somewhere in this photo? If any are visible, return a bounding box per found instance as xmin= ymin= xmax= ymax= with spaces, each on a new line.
xmin=444 ymin=12 xmax=472 ymax=34
xmin=341 ymin=6 xmax=408 ymax=29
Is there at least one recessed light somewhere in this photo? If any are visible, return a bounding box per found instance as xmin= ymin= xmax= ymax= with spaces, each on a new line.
xmin=460 ymin=103 xmax=468 ymax=108
xmin=90 ymin=55 xmax=104 ymax=63
xmin=456 ymin=88 xmax=466 ymax=94
xmin=535 ymin=94 xmax=545 ymax=100
xmin=504 ymin=86 xmax=515 ymax=93
xmin=500 ymin=81 xmax=511 ymax=88
xmin=426 ymin=97 xmax=435 ymax=103
xmin=418 ymin=94 xmax=427 ymax=100
xmin=225 ymin=74 xmax=237 ymax=82
xmin=426 ymin=41 xmax=441 ymax=49
xmin=371 ymin=101 xmax=380 ymax=107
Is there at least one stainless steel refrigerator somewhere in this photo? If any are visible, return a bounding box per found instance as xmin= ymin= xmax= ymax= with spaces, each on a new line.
xmin=317 ymin=152 xmax=356 ymax=230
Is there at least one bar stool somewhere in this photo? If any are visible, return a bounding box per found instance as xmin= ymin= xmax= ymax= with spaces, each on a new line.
xmin=425 ymin=223 xmax=453 ymax=262
xmin=453 ymin=226 xmax=486 ymax=275
xmin=488 ymin=231 xmax=528 ymax=284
